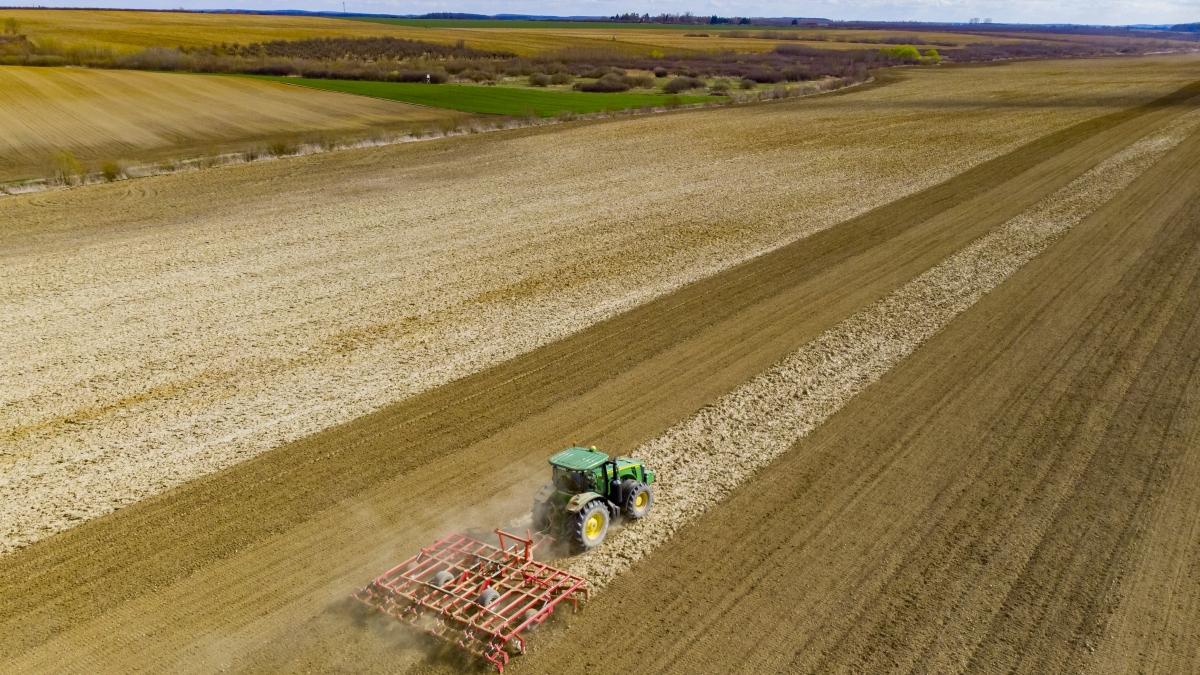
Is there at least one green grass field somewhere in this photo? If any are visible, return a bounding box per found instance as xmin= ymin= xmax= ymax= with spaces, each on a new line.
xmin=249 ymin=76 xmax=718 ymax=116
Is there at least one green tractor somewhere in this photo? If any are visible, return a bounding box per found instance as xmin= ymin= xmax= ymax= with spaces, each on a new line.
xmin=531 ymin=446 xmax=655 ymax=552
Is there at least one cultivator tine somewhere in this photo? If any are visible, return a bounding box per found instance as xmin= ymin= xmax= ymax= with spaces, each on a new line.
xmin=352 ymin=529 xmax=587 ymax=673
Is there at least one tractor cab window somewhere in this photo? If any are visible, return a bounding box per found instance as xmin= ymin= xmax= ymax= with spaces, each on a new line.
xmin=553 ymin=466 xmax=594 ymax=493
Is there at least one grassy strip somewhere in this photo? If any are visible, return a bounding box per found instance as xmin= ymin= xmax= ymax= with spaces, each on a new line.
xmin=249 ymin=76 xmax=716 ymax=116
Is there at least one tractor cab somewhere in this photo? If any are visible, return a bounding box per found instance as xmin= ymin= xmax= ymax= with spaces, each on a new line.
xmin=548 ymin=447 xmax=606 ymax=493
xmin=550 ymin=457 xmax=599 ymax=494
xmin=533 ymin=446 xmax=656 ymax=551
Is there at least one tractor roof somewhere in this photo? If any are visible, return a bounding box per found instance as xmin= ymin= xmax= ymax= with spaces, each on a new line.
xmin=548 ymin=446 xmax=609 ymax=470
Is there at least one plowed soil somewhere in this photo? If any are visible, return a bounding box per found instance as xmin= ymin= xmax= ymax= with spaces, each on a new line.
xmin=521 ymin=103 xmax=1200 ymax=675
xmin=1 ymin=58 xmax=1198 ymax=673
xmin=6 ymin=55 xmax=1199 ymax=555
xmin=0 ymin=65 xmax=463 ymax=182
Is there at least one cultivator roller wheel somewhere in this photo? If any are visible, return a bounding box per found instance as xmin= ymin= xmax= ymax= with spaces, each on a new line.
xmin=477 ymin=587 xmax=500 ymax=606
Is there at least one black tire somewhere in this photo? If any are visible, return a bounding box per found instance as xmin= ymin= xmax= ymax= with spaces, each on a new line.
xmin=476 ymin=587 xmax=500 ymax=606
xmin=571 ymin=500 xmax=609 ymax=552
xmin=621 ymin=480 xmax=653 ymax=520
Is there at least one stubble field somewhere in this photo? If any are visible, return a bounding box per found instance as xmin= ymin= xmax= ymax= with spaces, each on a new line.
xmin=0 ymin=66 xmax=465 ymax=182
xmin=1 ymin=53 xmax=1198 ymax=673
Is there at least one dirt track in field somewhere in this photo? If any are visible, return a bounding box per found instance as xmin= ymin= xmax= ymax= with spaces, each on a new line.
xmin=1 ymin=63 xmax=1198 ymax=672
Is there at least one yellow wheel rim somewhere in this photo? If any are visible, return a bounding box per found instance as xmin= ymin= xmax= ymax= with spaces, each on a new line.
xmin=584 ymin=512 xmax=604 ymax=539
xmin=635 ymin=492 xmax=648 ymax=509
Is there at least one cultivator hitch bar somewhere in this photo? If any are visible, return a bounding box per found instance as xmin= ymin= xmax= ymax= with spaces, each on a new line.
xmin=352 ymin=529 xmax=589 ymax=673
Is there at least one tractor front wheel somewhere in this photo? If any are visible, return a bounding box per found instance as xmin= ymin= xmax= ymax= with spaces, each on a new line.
xmin=621 ymin=479 xmax=653 ymax=520
xmin=571 ymin=500 xmax=609 ymax=552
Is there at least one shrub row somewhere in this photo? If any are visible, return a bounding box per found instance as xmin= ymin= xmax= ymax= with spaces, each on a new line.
xmin=573 ymin=71 xmax=656 ymax=92
xmin=199 ymin=36 xmax=506 ymax=61
xmin=4 ymin=32 xmax=1183 ymax=93
xmin=662 ymin=76 xmax=706 ymax=93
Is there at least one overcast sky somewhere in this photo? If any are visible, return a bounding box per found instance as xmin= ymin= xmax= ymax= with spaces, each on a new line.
xmin=12 ymin=0 xmax=1200 ymax=25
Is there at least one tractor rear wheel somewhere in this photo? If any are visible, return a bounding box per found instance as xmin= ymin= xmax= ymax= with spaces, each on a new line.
xmin=571 ymin=500 xmax=609 ymax=552
xmin=621 ymin=480 xmax=653 ymax=520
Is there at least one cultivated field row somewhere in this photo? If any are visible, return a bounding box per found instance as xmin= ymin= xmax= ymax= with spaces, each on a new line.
xmin=3 ymin=61 xmax=1198 ymax=671
xmin=0 ymin=66 xmax=466 ymax=184
xmin=2 ymin=56 xmax=1197 ymax=553
xmin=565 ymin=107 xmax=1200 ymax=588
xmin=524 ymin=111 xmax=1200 ymax=675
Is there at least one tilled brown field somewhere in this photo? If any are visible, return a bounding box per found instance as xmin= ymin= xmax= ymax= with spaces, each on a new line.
xmin=1 ymin=55 xmax=1198 ymax=673
xmin=520 ymin=108 xmax=1200 ymax=675
xmin=5 ymin=55 xmax=1200 ymax=556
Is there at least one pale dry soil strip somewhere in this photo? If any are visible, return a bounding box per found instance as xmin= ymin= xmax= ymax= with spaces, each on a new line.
xmin=566 ymin=109 xmax=1200 ymax=588
xmin=2 ymin=57 xmax=1197 ymax=553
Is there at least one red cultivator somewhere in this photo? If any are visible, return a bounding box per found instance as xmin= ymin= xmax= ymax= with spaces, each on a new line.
xmin=353 ymin=447 xmax=656 ymax=670
xmin=352 ymin=529 xmax=589 ymax=672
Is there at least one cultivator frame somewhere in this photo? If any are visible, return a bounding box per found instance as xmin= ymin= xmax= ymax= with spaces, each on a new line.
xmin=353 ymin=529 xmax=588 ymax=672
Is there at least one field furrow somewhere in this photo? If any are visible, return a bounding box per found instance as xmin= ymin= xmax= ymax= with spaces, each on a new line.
xmin=1 ymin=58 xmax=1197 ymax=672
xmin=7 ymin=57 xmax=1196 ymax=554
xmin=566 ymin=108 xmax=1200 ymax=589
xmin=518 ymin=109 xmax=1200 ymax=675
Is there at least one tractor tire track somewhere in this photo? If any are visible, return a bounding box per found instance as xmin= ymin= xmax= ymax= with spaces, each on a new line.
xmin=519 ymin=108 xmax=1200 ymax=675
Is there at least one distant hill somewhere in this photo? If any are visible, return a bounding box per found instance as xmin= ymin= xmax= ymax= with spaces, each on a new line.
xmin=1124 ymin=22 xmax=1200 ymax=32
xmin=55 ymin=9 xmax=1200 ymax=33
